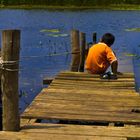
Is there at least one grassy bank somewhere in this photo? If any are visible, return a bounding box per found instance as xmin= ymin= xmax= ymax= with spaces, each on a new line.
xmin=1 ymin=4 xmax=140 ymax=10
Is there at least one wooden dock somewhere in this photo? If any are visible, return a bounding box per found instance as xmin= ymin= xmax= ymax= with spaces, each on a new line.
xmin=0 ymin=71 xmax=140 ymax=139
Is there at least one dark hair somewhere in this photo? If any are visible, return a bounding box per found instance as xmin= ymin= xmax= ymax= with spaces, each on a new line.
xmin=101 ymin=33 xmax=115 ymax=46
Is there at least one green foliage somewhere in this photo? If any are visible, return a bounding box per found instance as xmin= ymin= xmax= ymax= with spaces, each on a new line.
xmin=1 ymin=0 xmax=140 ymax=6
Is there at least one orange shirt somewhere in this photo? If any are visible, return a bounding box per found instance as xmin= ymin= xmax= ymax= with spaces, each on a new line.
xmin=85 ymin=42 xmax=117 ymax=74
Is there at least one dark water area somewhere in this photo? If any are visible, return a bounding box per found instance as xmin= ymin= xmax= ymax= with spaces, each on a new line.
xmin=0 ymin=9 xmax=140 ymax=112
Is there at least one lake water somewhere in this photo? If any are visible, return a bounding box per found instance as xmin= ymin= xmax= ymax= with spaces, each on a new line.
xmin=0 ymin=9 xmax=140 ymax=112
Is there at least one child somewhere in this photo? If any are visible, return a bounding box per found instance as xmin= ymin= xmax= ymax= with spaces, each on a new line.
xmin=85 ymin=33 xmax=118 ymax=75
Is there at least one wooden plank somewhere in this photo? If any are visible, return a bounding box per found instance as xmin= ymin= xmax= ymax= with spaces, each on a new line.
xmin=43 ymin=71 xmax=135 ymax=83
xmin=22 ymin=107 xmax=140 ymax=125
xmin=20 ymin=123 xmax=140 ymax=138
xmin=22 ymin=101 xmax=140 ymax=115
xmin=0 ymin=132 xmax=127 ymax=140
xmin=21 ymin=98 xmax=140 ymax=124
xmin=41 ymin=88 xmax=138 ymax=96
xmin=42 ymin=88 xmax=137 ymax=96
xmin=57 ymin=71 xmax=134 ymax=78
xmin=26 ymin=97 xmax=140 ymax=108
xmin=2 ymin=123 xmax=140 ymax=140
xmin=50 ymin=76 xmax=135 ymax=88
xmin=22 ymin=96 xmax=140 ymax=114
xmin=29 ymin=92 xmax=140 ymax=106
xmin=56 ymin=74 xmax=134 ymax=79
xmin=36 ymin=89 xmax=139 ymax=98
xmin=54 ymin=76 xmax=135 ymax=82
xmin=49 ymin=84 xmax=136 ymax=90
xmin=50 ymin=79 xmax=135 ymax=87
xmin=22 ymin=89 xmax=139 ymax=114
xmin=22 ymin=109 xmax=140 ymax=123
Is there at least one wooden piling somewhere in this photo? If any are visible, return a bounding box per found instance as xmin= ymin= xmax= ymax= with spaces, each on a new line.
xmin=79 ymin=32 xmax=86 ymax=72
xmin=70 ymin=30 xmax=80 ymax=72
xmin=1 ymin=30 xmax=20 ymax=131
xmin=93 ymin=32 xmax=97 ymax=44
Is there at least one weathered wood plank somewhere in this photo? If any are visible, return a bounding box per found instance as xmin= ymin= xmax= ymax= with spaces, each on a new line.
xmin=3 ymin=123 xmax=140 ymax=140
xmin=22 ymin=71 xmax=139 ymax=126
xmin=25 ymin=97 xmax=140 ymax=108
xmin=42 ymin=88 xmax=137 ymax=96
xmin=22 ymin=106 xmax=140 ymax=124
xmin=22 ymin=111 xmax=140 ymax=124
xmin=50 ymin=80 xmax=135 ymax=87
xmin=54 ymin=76 xmax=135 ymax=82
xmin=27 ymin=91 xmax=140 ymax=107
xmin=49 ymin=84 xmax=136 ymax=90
xmin=36 ymin=89 xmax=139 ymax=98
xmin=22 ymin=89 xmax=139 ymax=113
xmin=21 ymin=123 xmax=140 ymax=138
xmin=57 ymin=71 xmax=134 ymax=78
xmin=43 ymin=71 xmax=135 ymax=83
xmin=0 ymin=132 xmax=127 ymax=140
xmin=40 ymin=90 xmax=139 ymax=99
xmin=21 ymin=114 xmax=140 ymax=125
xmin=33 ymin=97 xmax=140 ymax=106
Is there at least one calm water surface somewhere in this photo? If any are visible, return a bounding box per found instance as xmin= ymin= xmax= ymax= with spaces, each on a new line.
xmin=0 ymin=9 xmax=140 ymax=112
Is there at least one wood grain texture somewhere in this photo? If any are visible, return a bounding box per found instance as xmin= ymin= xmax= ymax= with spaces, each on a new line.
xmin=22 ymin=71 xmax=140 ymax=125
xmin=0 ymin=123 xmax=140 ymax=140
xmin=19 ymin=71 xmax=140 ymax=139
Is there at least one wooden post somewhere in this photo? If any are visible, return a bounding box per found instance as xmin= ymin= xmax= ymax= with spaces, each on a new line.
xmin=93 ymin=32 xmax=97 ymax=44
xmin=79 ymin=32 xmax=86 ymax=72
xmin=1 ymin=30 xmax=20 ymax=131
xmin=70 ymin=30 xmax=80 ymax=71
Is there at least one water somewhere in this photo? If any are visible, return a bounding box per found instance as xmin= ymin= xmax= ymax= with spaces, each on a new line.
xmin=0 ymin=9 xmax=140 ymax=112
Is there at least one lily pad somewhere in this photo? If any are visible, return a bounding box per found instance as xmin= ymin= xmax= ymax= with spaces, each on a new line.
xmin=125 ymin=53 xmax=137 ymax=57
xmin=40 ymin=28 xmax=60 ymax=33
xmin=125 ymin=28 xmax=140 ymax=32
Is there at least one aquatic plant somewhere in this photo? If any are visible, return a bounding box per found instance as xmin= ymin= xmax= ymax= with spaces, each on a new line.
xmin=40 ymin=28 xmax=69 ymax=37
xmin=125 ymin=28 xmax=140 ymax=32
xmin=124 ymin=53 xmax=137 ymax=57
xmin=40 ymin=29 xmax=60 ymax=33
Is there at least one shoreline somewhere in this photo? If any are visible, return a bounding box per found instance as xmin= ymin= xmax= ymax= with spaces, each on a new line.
xmin=0 ymin=4 xmax=140 ymax=10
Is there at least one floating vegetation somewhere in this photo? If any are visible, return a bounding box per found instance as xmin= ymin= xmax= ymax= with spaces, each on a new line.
xmin=40 ymin=28 xmax=69 ymax=38
xmin=125 ymin=28 xmax=140 ymax=32
xmin=47 ymin=33 xmax=69 ymax=37
xmin=124 ymin=53 xmax=140 ymax=59
xmin=19 ymin=90 xmax=28 ymax=98
xmin=40 ymin=28 xmax=60 ymax=33
xmin=125 ymin=53 xmax=137 ymax=57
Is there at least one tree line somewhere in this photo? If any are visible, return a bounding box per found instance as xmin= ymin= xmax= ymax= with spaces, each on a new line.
xmin=1 ymin=0 xmax=140 ymax=6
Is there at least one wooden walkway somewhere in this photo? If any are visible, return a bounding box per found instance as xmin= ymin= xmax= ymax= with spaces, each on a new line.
xmin=0 ymin=71 xmax=140 ymax=139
